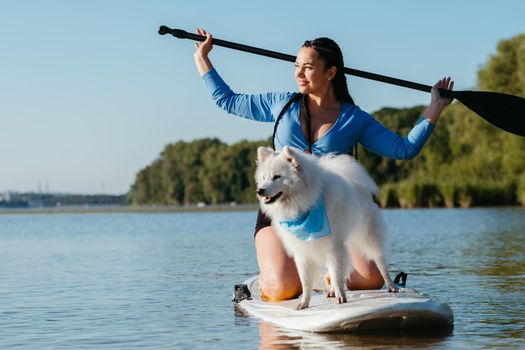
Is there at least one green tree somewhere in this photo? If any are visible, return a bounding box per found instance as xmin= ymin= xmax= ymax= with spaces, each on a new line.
xmin=478 ymin=34 xmax=525 ymax=97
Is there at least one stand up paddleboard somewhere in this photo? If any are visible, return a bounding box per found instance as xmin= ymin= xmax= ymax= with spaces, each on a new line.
xmin=234 ymin=275 xmax=453 ymax=333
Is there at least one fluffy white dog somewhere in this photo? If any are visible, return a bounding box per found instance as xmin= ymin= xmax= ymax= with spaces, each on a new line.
xmin=255 ymin=146 xmax=397 ymax=309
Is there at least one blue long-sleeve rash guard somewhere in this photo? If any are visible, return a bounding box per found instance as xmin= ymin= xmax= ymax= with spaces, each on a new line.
xmin=202 ymin=68 xmax=434 ymax=159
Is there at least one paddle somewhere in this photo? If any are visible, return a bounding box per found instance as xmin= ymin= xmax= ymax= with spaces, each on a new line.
xmin=158 ymin=26 xmax=525 ymax=137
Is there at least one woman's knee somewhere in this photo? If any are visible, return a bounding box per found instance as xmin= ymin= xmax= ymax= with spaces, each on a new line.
xmin=255 ymin=227 xmax=302 ymax=300
xmin=349 ymin=276 xmax=384 ymax=290
xmin=347 ymin=267 xmax=385 ymax=290
xmin=259 ymin=276 xmax=302 ymax=301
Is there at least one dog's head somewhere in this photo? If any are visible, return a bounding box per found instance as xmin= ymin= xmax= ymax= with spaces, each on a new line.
xmin=254 ymin=146 xmax=302 ymax=207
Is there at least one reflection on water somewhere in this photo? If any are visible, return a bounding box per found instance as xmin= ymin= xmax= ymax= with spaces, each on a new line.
xmin=463 ymin=226 xmax=525 ymax=290
xmin=256 ymin=322 xmax=453 ymax=349
xmin=456 ymin=217 xmax=525 ymax=345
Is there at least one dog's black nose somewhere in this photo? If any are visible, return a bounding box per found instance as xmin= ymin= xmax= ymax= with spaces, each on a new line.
xmin=256 ymin=188 xmax=265 ymax=196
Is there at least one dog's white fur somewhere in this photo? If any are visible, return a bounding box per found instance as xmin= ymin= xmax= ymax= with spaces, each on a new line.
xmin=255 ymin=146 xmax=396 ymax=309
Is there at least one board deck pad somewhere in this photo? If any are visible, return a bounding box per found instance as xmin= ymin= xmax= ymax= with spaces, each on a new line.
xmin=236 ymin=276 xmax=453 ymax=333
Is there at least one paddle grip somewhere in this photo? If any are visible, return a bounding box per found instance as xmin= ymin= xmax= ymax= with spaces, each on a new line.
xmin=159 ymin=26 xmax=297 ymax=63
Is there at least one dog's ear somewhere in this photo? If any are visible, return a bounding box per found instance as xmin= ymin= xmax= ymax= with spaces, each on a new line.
xmin=257 ymin=146 xmax=273 ymax=163
xmin=282 ymin=146 xmax=300 ymax=170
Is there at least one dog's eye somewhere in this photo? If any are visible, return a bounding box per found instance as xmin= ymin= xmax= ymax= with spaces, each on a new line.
xmin=272 ymin=174 xmax=281 ymax=181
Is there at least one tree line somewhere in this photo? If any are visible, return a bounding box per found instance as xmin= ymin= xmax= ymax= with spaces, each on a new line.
xmin=0 ymin=192 xmax=126 ymax=208
xmin=129 ymin=34 xmax=525 ymax=208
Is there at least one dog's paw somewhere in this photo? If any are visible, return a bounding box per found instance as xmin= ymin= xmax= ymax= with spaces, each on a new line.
xmin=293 ymin=302 xmax=309 ymax=310
xmin=335 ymin=294 xmax=347 ymax=304
xmin=387 ymin=284 xmax=399 ymax=293
xmin=326 ymin=289 xmax=335 ymax=298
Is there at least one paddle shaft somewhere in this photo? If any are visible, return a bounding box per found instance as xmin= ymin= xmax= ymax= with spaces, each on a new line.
xmin=159 ymin=26 xmax=525 ymax=137
xmin=159 ymin=27 xmax=443 ymax=96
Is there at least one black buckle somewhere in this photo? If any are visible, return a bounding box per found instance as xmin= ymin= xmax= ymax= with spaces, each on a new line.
xmin=394 ymin=272 xmax=408 ymax=287
xmin=232 ymin=284 xmax=252 ymax=303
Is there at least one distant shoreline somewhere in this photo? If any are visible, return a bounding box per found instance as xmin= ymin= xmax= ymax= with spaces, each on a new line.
xmin=0 ymin=203 xmax=259 ymax=215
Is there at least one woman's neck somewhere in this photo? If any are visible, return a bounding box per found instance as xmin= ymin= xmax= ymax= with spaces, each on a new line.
xmin=307 ymin=88 xmax=340 ymax=111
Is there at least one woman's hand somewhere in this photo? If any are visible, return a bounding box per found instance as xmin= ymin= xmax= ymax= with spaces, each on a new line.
xmin=194 ymin=28 xmax=214 ymax=75
xmin=194 ymin=28 xmax=213 ymax=58
xmin=430 ymin=77 xmax=454 ymax=108
xmin=424 ymin=76 xmax=454 ymax=124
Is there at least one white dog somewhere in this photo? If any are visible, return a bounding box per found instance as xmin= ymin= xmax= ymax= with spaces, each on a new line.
xmin=255 ymin=146 xmax=397 ymax=310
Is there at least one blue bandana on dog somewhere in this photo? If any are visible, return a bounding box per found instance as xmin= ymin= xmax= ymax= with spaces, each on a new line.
xmin=279 ymin=198 xmax=331 ymax=240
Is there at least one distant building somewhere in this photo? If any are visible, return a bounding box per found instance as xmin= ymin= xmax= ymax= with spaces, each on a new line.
xmin=0 ymin=192 xmax=11 ymax=203
xmin=28 ymin=198 xmax=44 ymax=208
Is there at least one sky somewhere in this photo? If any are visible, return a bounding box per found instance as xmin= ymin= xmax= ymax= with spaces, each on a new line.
xmin=1 ymin=1 xmax=524 ymax=195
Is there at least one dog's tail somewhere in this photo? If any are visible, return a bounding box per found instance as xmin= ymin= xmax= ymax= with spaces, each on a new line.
xmin=320 ymin=153 xmax=379 ymax=196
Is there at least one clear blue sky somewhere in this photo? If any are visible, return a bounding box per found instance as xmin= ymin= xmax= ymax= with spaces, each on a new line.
xmin=1 ymin=1 xmax=524 ymax=194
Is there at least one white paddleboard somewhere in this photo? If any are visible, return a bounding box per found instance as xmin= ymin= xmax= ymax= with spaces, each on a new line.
xmin=235 ymin=275 xmax=453 ymax=333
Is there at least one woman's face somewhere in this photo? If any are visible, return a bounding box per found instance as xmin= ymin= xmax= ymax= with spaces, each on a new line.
xmin=294 ymin=47 xmax=335 ymax=95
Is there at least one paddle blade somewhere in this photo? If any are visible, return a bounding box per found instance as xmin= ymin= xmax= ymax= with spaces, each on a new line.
xmin=453 ymin=91 xmax=525 ymax=137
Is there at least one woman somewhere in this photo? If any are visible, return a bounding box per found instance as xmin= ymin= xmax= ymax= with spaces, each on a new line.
xmin=193 ymin=28 xmax=453 ymax=301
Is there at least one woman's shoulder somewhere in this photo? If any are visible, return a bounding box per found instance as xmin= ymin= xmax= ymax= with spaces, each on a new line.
xmin=338 ymin=103 xmax=377 ymax=130
xmin=265 ymin=92 xmax=299 ymax=112
xmin=269 ymin=91 xmax=298 ymax=104
xmin=341 ymin=103 xmax=371 ymax=118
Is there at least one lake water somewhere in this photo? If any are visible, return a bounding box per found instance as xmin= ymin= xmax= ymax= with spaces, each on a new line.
xmin=0 ymin=208 xmax=524 ymax=349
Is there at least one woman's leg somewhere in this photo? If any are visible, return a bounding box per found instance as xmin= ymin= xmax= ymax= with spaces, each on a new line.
xmin=256 ymin=225 xmax=383 ymax=300
xmin=346 ymin=248 xmax=385 ymax=290
xmin=255 ymin=226 xmax=302 ymax=301
xmin=324 ymin=248 xmax=385 ymax=291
